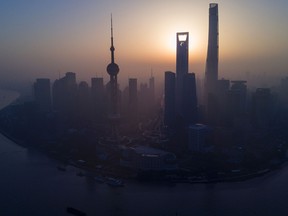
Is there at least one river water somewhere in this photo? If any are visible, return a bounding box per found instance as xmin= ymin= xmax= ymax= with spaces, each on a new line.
xmin=0 ymin=90 xmax=288 ymax=216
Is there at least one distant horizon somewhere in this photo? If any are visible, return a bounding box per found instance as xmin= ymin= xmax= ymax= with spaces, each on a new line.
xmin=1 ymin=0 xmax=288 ymax=91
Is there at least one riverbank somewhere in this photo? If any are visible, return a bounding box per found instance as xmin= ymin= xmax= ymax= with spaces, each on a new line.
xmin=1 ymin=120 xmax=282 ymax=186
xmin=0 ymin=89 xmax=286 ymax=186
xmin=0 ymin=111 xmax=286 ymax=186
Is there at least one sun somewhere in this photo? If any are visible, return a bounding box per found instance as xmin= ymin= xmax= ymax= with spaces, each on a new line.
xmin=167 ymin=32 xmax=198 ymax=54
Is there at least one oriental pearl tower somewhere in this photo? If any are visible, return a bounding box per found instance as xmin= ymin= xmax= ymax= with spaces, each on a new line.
xmin=106 ymin=15 xmax=120 ymax=142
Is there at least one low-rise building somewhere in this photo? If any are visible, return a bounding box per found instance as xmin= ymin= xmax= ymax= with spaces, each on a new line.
xmin=120 ymin=145 xmax=177 ymax=171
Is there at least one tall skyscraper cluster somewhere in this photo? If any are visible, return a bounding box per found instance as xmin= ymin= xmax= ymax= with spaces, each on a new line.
xmin=26 ymin=5 xmax=288 ymax=173
xmin=122 ymin=75 xmax=156 ymax=124
xmin=162 ymin=3 xmax=284 ymax=154
xmin=33 ymin=16 xmax=156 ymax=134
xmin=163 ymin=3 xmax=219 ymax=152
xmin=164 ymin=3 xmax=220 ymax=132
xmin=18 ymin=2 xmax=288 ymax=184
xmin=34 ymin=72 xmax=156 ymax=128
xmin=33 ymin=4 xmax=219 ymax=154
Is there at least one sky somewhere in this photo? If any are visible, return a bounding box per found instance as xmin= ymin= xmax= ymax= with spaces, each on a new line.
xmin=1 ymin=0 xmax=288 ymax=89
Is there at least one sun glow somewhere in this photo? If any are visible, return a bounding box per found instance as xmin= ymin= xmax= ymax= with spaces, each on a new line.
xmin=167 ymin=32 xmax=198 ymax=54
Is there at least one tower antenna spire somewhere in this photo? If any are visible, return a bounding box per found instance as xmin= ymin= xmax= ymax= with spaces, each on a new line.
xmin=111 ymin=14 xmax=113 ymax=38
xmin=110 ymin=13 xmax=115 ymax=63
xmin=107 ymin=13 xmax=119 ymax=114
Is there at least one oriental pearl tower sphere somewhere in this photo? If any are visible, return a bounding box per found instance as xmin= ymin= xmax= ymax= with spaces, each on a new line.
xmin=106 ymin=15 xmax=120 ymax=141
xmin=107 ymin=15 xmax=119 ymax=115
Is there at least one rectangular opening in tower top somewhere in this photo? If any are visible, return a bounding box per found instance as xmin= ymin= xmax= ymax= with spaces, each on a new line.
xmin=178 ymin=34 xmax=188 ymax=42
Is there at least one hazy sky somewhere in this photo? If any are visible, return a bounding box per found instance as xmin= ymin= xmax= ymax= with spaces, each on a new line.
xmin=1 ymin=0 xmax=288 ymax=88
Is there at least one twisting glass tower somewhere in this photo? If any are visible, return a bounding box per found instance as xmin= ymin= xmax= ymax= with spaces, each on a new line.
xmin=106 ymin=15 xmax=120 ymax=141
xmin=205 ymin=3 xmax=219 ymax=96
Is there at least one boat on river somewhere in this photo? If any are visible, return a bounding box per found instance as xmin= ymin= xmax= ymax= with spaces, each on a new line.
xmin=106 ymin=177 xmax=125 ymax=187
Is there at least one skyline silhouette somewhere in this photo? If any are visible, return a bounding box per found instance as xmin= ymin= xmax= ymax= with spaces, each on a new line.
xmin=0 ymin=1 xmax=287 ymax=91
xmin=10 ymin=2 xmax=288 ymax=173
xmin=1 ymin=3 xmax=288 ymax=216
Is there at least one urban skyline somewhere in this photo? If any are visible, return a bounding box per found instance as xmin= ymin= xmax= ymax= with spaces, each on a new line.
xmin=9 ymin=2 xmax=288 ymax=183
xmin=1 ymin=0 xmax=288 ymax=89
xmin=1 ymin=2 xmax=288 ymax=215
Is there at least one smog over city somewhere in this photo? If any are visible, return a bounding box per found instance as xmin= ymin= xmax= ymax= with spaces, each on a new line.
xmin=0 ymin=1 xmax=288 ymax=216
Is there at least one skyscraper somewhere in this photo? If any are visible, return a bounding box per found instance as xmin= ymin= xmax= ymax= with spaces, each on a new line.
xmin=164 ymin=71 xmax=176 ymax=128
xmin=176 ymin=32 xmax=189 ymax=77
xmin=91 ymin=77 xmax=104 ymax=97
xmin=164 ymin=32 xmax=198 ymax=128
xmin=183 ymin=73 xmax=198 ymax=125
xmin=77 ymin=81 xmax=91 ymax=122
xmin=188 ymin=124 xmax=212 ymax=152
xmin=149 ymin=75 xmax=155 ymax=103
xmin=52 ymin=72 xmax=77 ymax=114
xmin=205 ymin=3 xmax=219 ymax=97
xmin=176 ymin=32 xmax=189 ymax=116
xmin=128 ymin=78 xmax=138 ymax=113
xmin=251 ymin=88 xmax=272 ymax=129
xmin=91 ymin=77 xmax=105 ymax=123
xmin=34 ymin=78 xmax=51 ymax=112
xmin=228 ymin=81 xmax=247 ymax=118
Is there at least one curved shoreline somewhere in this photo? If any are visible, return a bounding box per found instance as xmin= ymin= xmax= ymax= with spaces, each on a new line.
xmin=170 ymin=168 xmax=273 ymax=184
xmin=0 ymin=90 xmax=286 ymax=185
xmin=0 ymin=126 xmax=285 ymax=185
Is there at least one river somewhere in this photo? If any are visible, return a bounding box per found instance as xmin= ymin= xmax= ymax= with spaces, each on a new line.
xmin=0 ymin=90 xmax=288 ymax=216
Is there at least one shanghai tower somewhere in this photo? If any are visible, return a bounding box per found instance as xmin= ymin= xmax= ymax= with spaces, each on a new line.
xmin=205 ymin=3 xmax=219 ymax=97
